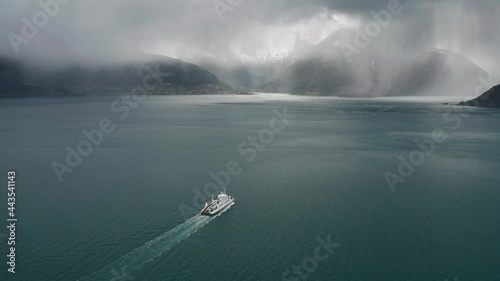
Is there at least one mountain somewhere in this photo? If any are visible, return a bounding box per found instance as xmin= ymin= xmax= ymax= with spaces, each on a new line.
xmin=175 ymin=41 xmax=270 ymax=90
xmin=0 ymin=55 xmax=232 ymax=98
xmin=459 ymin=84 xmax=500 ymax=108
xmin=256 ymin=37 xmax=313 ymax=69
xmin=184 ymin=37 xmax=313 ymax=91
xmin=195 ymin=59 xmax=275 ymax=91
xmin=259 ymin=28 xmax=489 ymax=97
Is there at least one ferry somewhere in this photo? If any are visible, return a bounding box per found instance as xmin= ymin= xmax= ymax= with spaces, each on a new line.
xmin=201 ymin=190 xmax=234 ymax=216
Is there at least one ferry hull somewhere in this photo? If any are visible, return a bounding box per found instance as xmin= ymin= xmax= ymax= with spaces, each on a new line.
xmin=200 ymin=198 xmax=234 ymax=216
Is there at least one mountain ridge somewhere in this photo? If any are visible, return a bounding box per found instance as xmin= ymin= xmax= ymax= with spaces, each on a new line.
xmin=0 ymin=54 xmax=233 ymax=98
xmin=258 ymin=28 xmax=490 ymax=97
xmin=459 ymin=84 xmax=500 ymax=108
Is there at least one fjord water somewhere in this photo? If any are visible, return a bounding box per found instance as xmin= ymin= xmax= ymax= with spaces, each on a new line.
xmin=1 ymin=94 xmax=500 ymax=281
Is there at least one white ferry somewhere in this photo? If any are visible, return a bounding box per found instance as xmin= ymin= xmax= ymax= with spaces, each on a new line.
xmin=201 ymin=190 xmax=234 ymax=216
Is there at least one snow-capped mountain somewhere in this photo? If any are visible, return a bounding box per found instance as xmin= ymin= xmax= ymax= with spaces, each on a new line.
xmin=260 ymin=28 xmax=490 ymax=97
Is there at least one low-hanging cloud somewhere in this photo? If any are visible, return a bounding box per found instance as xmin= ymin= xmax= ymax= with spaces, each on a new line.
xmin=0 ymin=0 xmax=499 ymax=77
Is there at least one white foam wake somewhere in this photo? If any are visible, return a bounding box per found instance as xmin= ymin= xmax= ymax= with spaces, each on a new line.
xmin=76 ymin=211 xmax=228 ymax=281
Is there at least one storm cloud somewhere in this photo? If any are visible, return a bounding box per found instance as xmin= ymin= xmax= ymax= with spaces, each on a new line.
xmin=1 ymin=0 xmax=499 ymax=76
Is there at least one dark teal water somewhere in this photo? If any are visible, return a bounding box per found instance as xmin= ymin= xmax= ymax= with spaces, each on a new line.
xmin=1 ymin=94 xmax=499 ymax=281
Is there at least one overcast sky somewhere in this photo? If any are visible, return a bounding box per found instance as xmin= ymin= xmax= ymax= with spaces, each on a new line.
xmin=1 ymin=0 xmax=499 ymax=76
